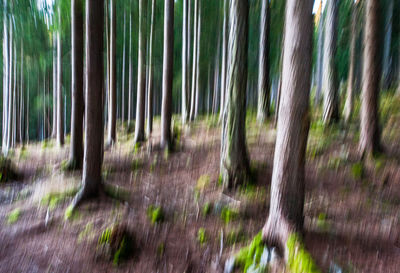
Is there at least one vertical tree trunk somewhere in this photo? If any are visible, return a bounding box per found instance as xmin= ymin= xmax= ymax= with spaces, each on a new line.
xmin=2 ymin=0 xmax=9 ymax=155
xmin=359 ymin=0 xmax=381 ymax=157
xmin=107 ymin=0 xmax=116 ymax=146
xmin=121 ymin=10 xmax=126 ymax=123
xmin=194 ymin=2 xmax=201 ymax=119
xmin=147 ymin=0 xmax=155 ymax=136
xmin=262 ymin=0 xmax=313 ymax=257
xmin=6 ymin=19 xmax=13 ymax=151
xmin=56 ymin=7 xmax=64 ymax=147
xmin=382 ymin=0 xmax=393 ymax=90
xmin=68 ymin=0 xmax=84 ymax=170
xmin=343 ymin=2 xmax=358 ymax=124
xmin=181 ymin=0 xmax=189 ymax=125
xmin=128 ymin=10 xmax=133 ymax=125
xmin=315 ymin=0 xmax=324 ymax=106
xmin=161 ymin=0 xmax=174 ymax=149
xmin=134 ymin=0 xmax=147 ymax=143
xmin=220 ymin=0 xmax=250 ymax=189
xmin=322 ymin=0 xmax=339 ymax=124
xmin=72 ymin=0 xmax=104 ymax=208
xmin=256 ymin=0 xmax=271 ymax=124
xmin=219 ymin=0 xmax=228 ymax=122
xmin=189 ymin=0 xmax=198 ymax=121
xmin=51 ymin=33 xmax=57 ymax=138
xmin=19 ymin=43 xmax=23 ymax=144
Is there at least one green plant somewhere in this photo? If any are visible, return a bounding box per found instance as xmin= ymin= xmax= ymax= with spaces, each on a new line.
xmin=202 ymin=202 xmax=212 ymax=217
xmin=220 ymin=206 xmax=238 ymax=225
xmin=147 ymin=205 xmax=164 ymax=224
xmin=41 ymin=187 xmax=79 ymax=210
xmin=197 ymin=228 xmax=207 ymax=246
xmin=7 ymin=208 xmax=21 ymax=224
xmin=351 ymin=162 xmax=363 ymax=180
xmin=287 ymin=233 xmax=321 ymax=273
xmin=196 ymin=174 xmax=210 ymax=192
xmin=234 ymin=232 xmax=266 ymax=272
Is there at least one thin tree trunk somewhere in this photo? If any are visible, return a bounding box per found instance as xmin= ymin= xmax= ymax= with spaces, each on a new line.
xmin=72 ymin=0 xmax=104 ymax=208
xmin=68 ymin=0 xmax=84 ymax=169
xmin=219 ymin=0 xmax=228 ymax=122
xmin=256 ymin=0 xmax=271 ymax=123
xmin=160 ymin=0 xmax=174 ymax=149
xmin=52 ymin=33 xmax=57 ymax=138
xmin=220 ymin=0 xmax=250 ymax=189
xmin=2 ymin=1 xmax=9 ymax=155
xmin=121 ymin=10 xmax=126 ymax=123
xmin=359 ymin=0 xmax=381 ymax=157
xmin=382 ymin=0 xmax=393 ymax=90
xmin=128 ymin=10 xmax=133 ymax=125
xmin=262 ymin=0 xmax=313 ymax=257
xmin=107 ymin=0 xmax=116 ymax=146
xmin=189 ymin=0 xmax=198 ymax=121
xmin=322 ymin=0 xmax=339 ymax=124
xmin=194 ymin=2 xmax=201 ymax=119
xmin=57 ymin=22 xmax=64 ymax=146
xmin=181 ymin=0 xmax=189 ymax=125
xmin=343 ymin=2 xmax=358 ymax=124
xmin=147 ymin=0 xmax=155 ymax=136
xmin=315 ymin=0 xmax=324 ymax=106
xmin=134 ymin=0 xmax=147 ymax=143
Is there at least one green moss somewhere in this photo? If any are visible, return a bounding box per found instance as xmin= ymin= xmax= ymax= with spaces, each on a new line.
xmin=157 ymin=242 xmax=165 ymax=257
xmin=220 ymin=207 xmax=238 ymax=225
xmin=197 ymin=228 xmax=207 ymax=246
xmin=196 ymin=175 xmax=210 ymax=192
xmin=147 ymin=205 xmax=164 ymax=225
xmin=104 ymin=183 xmax=131 ymax=202
xmin=234 ymin=232 xmax=266 ymax=272
xmin=202 ymin=202 xmax=212 ymax=217
xmin=7 ymin=208 xmax=21 ymax=224
xmin=225 ymin=227 xmax=247 ymax=246
xmin=163 ymin=147 xmax=169 ymax=161
xmin=64 ymin=204 xmax=78 ymax=221
xmin=134 ymin=142 xmax=141 ymax=155
xmin=41 ymin=140 xmax=54 ymax=149
xmin=41 ymin=187 xmax=79 ymax=210
xmin=217 ymin=174 xmax=223 ymax=187
xmin=78 ymin=222 xmax=94 ymax=243
xmin=316 ymin=213 xmax=330 ymax=231
xmin=98 ymin=226 xmax=133 ymax=266
xmin=131 ymin=158 xmax=143 ymax=172
xmin=287 ymin=233 xmax=321 ymax=273
xmin=351 ymin=162 xmax=364 ymax=180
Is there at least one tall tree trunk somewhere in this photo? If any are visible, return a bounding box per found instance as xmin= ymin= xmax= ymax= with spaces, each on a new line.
xmin=68 ymin=0 xmax=84 ymax=170
xmin=72 ymin=0 xmax=104 ymax=208
xmin=189 ymin=0 xmax=198 ymax=121
xmin=6 ymin=18 xmax=13 ymax=151
xmin=315 ymin=0 xmax=324 ymax=106
xmin=128 ymin=10 xmax=133 ymax=125
xmin=181 ymin=0 xmax=189 ymax=125
xmin=2 ymin=1 xmax=9 ymax=155
xmin=359 ymin=0 xmax=381 ymax=157
xmin=51 ymin=33 xmax=57 ymax=138
xmin=107 ymin=0 xmax=116 ymax=146
xmin=121 ymin=10 xmax=126 ymax=123
xmin=256 ymin=0 xmax=271 ymax=123
xmin=382 ymin=0 xmax=393 ymax=90
xmin=220 ymin=0 xmax=250 ymax=189
xmin=56 ymin=7 xmax=64 ymax=147
xmin=343 ymin=2 xmax=358 ymax=124
xmin=262 ymin=0 xmax=313 ymax=257
xmin=194 ymin=2 xmax=201 ymax=119
xmin=147 ymin=0 xmax=155 ymax=135
xmin=219 ymin=0 xmax=228 ymax=122
xmin=19 ymin=43 xmax=23 ymax=144
xmin=161 ymin=0 xmax=174 ymax=149
xmin=322 ymin=0 xmax=339 ymax=124
xmin=134 ymin=0 xmax=147 ymax=143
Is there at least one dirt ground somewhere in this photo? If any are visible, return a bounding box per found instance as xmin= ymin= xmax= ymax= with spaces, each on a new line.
xmin=0 ymin=112 xmax=400 ymax=273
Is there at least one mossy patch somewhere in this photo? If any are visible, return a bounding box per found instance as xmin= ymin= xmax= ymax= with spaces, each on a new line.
xmin=64 ymin=204 xmax=79 ymax=221
xmin=351 ymin=162 xmax=364 ymax=180
xmin=104 ymin=183 xmax=131 ymax=202
xmin=220 ymin=206 xmax=238 ymax=225
xmin=196 ymin=175 xmax=210 ymax=192
xmin=197 ymin=228 xmax=207 ymax=246
xmin=202 ymin=202 xmax=212 ymax=217
xmin=147 ymin=205 xmax=164 ymax=225
xmin=41 ymin=187 xmax=79 ymax=210
xmin=287 ymin=233 xmax=321 ymax=273
xmin=7 ymin=208 xmax=21 ymax=224
xmin=78 ymin=222 xmax=94 ymax=243
xmin=234 ymin=232 xmax=266 ymax=272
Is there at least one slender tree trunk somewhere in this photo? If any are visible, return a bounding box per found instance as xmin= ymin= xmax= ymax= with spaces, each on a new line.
xmin=19 ymin=44 xmax=23 ymax=143
xmin=194 ymin=2 xmax=201 ymax=119
xmin=315 ymin=0 xmax=324 ymax=106
xmin=72 ymin=0 xmax=104 ymax=208
xmin=181 ymin=0 xmax=189 ymax=125
xmin=121 ymin=10 xmax=126 ymax=123
xmin=51 ymin=33 xmax=57 ymax=138
xmin=189 ymin=0 xmax=198 ymax=121
xmin=256 ymin=0 xmax=271 ymax=123
xmin=57 ymin=26 xmax=64 ymax=146
xmin=68 ymin=0 xmax=84 ymax=169
xmin=359 ymin=0 xmax=381 ymax=157
xmin=147 ymin=0 xmax=155 ymax=136
xmin=343 ymin=2 xmax=358 ymax=124
xmin=262 ymin=0 xmax=313 ymax=257
xmin=6 ymin=18 xmax=13 ymax=151
xmin=2 ymin=1 xmax=9 ymax=155
xmin=134 ymin=0 xmax=147 ymax=143
xmin=382 ymin=0 xmax=393 ymax=90
xmin=128 ymin=10 xmax=133 ymax=125
xmin=107 ymin=0 xmax=116 ymax=146
xmin=160 ymin=0 xmax=174 ymax=149
xmin=220 ymin=0 xmax=250 ymax=189
xmin=322 ymin=0 xmax=339 ymax=124
xmin=219 ymin=0 xmax=228 ymax=122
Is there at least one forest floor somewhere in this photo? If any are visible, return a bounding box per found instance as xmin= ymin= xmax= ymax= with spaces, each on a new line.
xmin=1 ymin=94 xmax=400 ymax=273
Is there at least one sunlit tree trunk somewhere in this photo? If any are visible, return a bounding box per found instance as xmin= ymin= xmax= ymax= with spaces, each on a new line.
xmin=106 ymin=0 xmax=116 ymax=146
xmin=181 ymin=0 xmax=189 ymax=125
xmin=194 ymin=2 xmax=201 ymax=119
xmin=189 ymin=0 xmax=198 ymax=121
xmin=262 ymin=0 xmax=313 ymax=257
xmin=220 ymin=0 xmax=250 ymax=189
xmin=134 ymin=0 xmax=147 ymax=143
xmin=19 ymin=43 xmax=23 ymax=143
xmin=315 ymin=0 xmax=324 ymax=106
xmin=121 ymin=10 xmax=126 ymax=123
xmin=72 ymin=0 xmax=104 ymax=208
xmin=343 ymin=2 xmax=358 ymax=124
xmin=322 ymin=0 xmax=339 ymax=124
xmin=56 ymin=7 xmax=64 ymax=147
xmin=68 ymin=0 xmax=84 ymax=169
xmin=7 ymin=22 xmax=13 ymax=150
xmin=219 ymin=0 xmax=228 ymax=122
xmin=147 ymin=0 xmax=155 ymax=135
xmin=51 ymin=33 xmax=57 ymax=138
xmin=2 ymin=0 xmax=9 ymax=155
xmin=161 ymin=0 xmax=174 ymax=149
xmin=128 ymin=10 xmax=133 ymax=125
xmin=359 ymin=0 xmax=381 ymax=157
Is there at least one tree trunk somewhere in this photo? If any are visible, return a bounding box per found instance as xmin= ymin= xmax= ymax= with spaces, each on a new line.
xmin=121 ymin=10 xmax=126 ymax=123
xmin=219 ymin=0 xmax=228 ymax=122
xmin=262 ymin=0 xmax=313 ymax=257
xmin=134 ymin=0 xmax=147 ymax=143
xmin=315 ymin=1 xmax=324 ymax=106
xmin=2 ymin=1 xmax=9 ymax=155
xmin=72 ymin=0 xmax=104 ymax=208
xmin=382 ymin=0 xmax=393 ymax=90
xmin=147 ymin=0 xmax=155 ymax=136
xmin=160 ymin=0 xmax=174 ymax=149
xmin=343 ymin=2 xmax=358 ymax=124
xmin=56 ymin=7 xmax=64 ymax=147
xmin=194 ymin=2 xmax=201 ymax=119
xmin=256 ymin=0 xmax=271 ymax=124
xmin=181 ymin=0 xmax=189 ymax=125
xmin=359 ymin=0 xmax=381 ymax=157
xmin=220 ymin=0 xmax=250 ymax=189
xmin=322 ymin=0 xmax=339 ymax=124
xmin=51 ymin=33 xmax=57 ymax=138
xmin=68 ymin=0 xmax=84 ymax=169
xmin=107 ymin=0 xmax=116 ymax=146
xmin=189 ymin=0 xmax=198 ymax=121
xmin=128 ymin=10 xmax=133 ymax=125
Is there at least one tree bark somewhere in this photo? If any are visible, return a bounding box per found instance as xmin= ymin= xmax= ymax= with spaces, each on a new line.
xmin=146 ymin=0 xmax=155 ymax=136
xmin=194 ymin=3 xmax=201 ymax=119
xmin=72 ymin=0 xmax=104 ymax=207
xmin=51 ymin=33 xmax=57 ymax=138
xmin=121 ymin=10 xmax=126 ymax=123
xmin=2 ymin=0 xmax=9 ymax=155
xmin=68 ymin=0 xmax=84 ymax=169
xmin=256 ymin=0 xmax=271 ymax=124
xmin=343 ymin=2 xmax=358 ymax=124
xmin=322 ymin=0 xmax=339 ymax=124
xmin=359 ymin=0 xmax=381 ymax=157
xmin=181 ymin=0 xmax=189 ymax=125
xmin=134 ymin=0 xmax=147 ymax=143
xmin=107 ymin=0 xmax=116 ymax=146
xmin=128 ymin=10 xmax=133 ymax=125
xmin=315 ymin=1 xmax=324 ymax=106
xmin=262 ymin=0 xmax=313 ymax=256
xmin=161 ymin=0 xmax=174 ymax=149
xmin=56 ymin=7 xmax=64 ymax=147
xmin=219 ymin=0 xmax=228 ymax=122
xmin=382 ymin=0 xmax=393 ymax=90
xmin=189 ymin=0 xmax=198 ymax=121
xmin=220 ymin=0 xmax=250 ymax=189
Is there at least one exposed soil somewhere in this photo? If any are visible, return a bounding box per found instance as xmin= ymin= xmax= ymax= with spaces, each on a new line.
xmin=0 ymin=117 xmax=399 ymax=273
